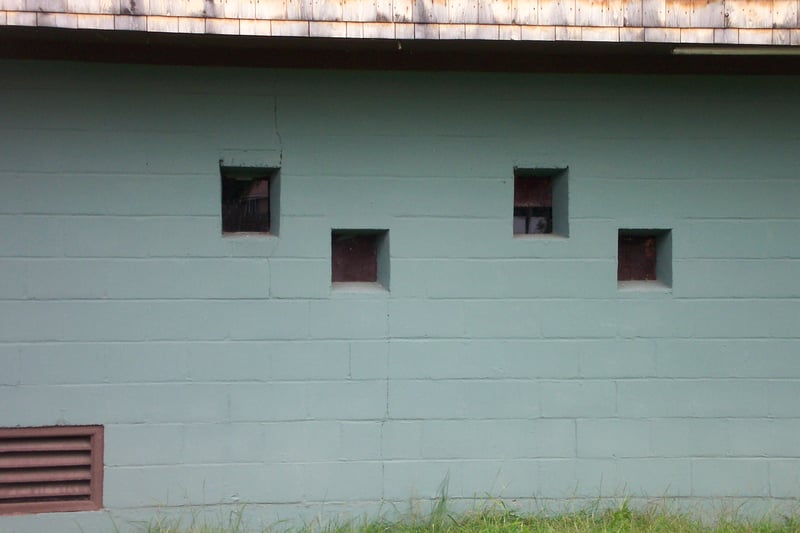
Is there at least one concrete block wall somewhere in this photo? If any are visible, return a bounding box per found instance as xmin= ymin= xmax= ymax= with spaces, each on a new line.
xmin=0 ymin=60 xmax=799 ymax=532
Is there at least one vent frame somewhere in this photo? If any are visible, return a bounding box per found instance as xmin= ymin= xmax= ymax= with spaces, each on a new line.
xmin=0 ymin=425 xmax=104 ymax=515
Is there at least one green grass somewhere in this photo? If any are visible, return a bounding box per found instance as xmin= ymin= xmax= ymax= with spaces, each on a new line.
xmin=141 ymin=499 xmax=800 ymax=533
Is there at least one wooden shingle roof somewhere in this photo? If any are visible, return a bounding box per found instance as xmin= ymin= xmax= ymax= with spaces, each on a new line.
xmin=2 ymin=0 xmax=799 ymax=46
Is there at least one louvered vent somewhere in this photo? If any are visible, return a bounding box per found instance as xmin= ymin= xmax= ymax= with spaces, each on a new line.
xmin=0 ymin=426 xmax=103 ymax=515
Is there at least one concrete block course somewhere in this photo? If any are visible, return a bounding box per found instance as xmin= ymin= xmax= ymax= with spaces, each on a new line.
xmin=617 ymin=380 xmax=771 ymax=418
xmin=0 ymin=61 xmax=799 ymax=531
xmin=349 ymin=340 xmax=390 ymax=379
xmin=388 ymin=339 xmax=581 ymax=379
xmin=648 ymin=419 xmax=732 ymax=458
xmin=388 ymin=379 xmax=541 ymax=419
xmin=539 ymin=380 xmax=616 ymax=418
xmin=691 ymin=459 xmax=771 ymax=497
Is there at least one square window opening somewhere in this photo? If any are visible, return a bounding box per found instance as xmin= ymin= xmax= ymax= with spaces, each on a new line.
xmin=220 ymin=166 xmax=279 ymax=235
xmin=0 ymin=425 xmax=104 ymax=515
xmin=513 ymin=168 xmax=568 ymax=237
xmin=332 ymin=229 xmax=389 ymax=290
xmin=618 ymin=229 xmax=672 ymax=289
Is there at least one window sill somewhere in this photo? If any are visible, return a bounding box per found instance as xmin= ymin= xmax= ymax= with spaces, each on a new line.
xmin=513 ymin=233 xmax=568 ymax=240
xmin=331 ymin=282 xmax=388 ymax=297
xmin=222 ymin=232 xmax=276 ymax=238
xmin=617 ymin=280 xmax=672 ymax=295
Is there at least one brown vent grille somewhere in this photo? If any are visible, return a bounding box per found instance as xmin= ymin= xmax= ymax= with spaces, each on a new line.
xmin=0 ymin=426 xmax=103 ymax=515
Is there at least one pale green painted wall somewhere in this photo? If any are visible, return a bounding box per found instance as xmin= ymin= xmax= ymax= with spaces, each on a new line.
xmin=1 ymin=60 xmax=799 ymax=532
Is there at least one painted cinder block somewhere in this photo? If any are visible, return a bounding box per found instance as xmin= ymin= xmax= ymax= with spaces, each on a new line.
xmin=536 ymin=459 xmax=580 ymax=497
xmin=102 ymin=384 xmax=231 ymax=424
xmin=0 ymin=383 xmax=229 ymax=426
xmin=0 ymin=346 xmax=20 ymax=386
xmin=103 ymin=463 xmax=305 ymax=507
xmin=689 ymin=300 xmax=775 ymax=339
xmin=104 ymin=423 xmax=187 ymax=466
xmin=272 ymin=216 xmax=332 ymax=258
xmin=260 ymin=421 xmax=382 ymax=462
xmin=616 ymin=459 xmax=692 ymax=496
xmin=388 ymin=299 xmax=466 ymax=338
xmin=1 ymin=61 xmax=800 ymax=525
xmin=186 ymin=342 xmax=273 ymax=382
xmin=569 ymin=459 xmax=626 ymax=497
xmin=270 ymin=259 xmax=331 ymax=298
xmin=222 ymin=300 xmax=311 ymax=340
xmin=674 ymin=259 xmax=800 ymax=298
xmin=419 ymin=419 xmax=575 ymax=459
xmin=60 ymin=216 xmax=225 ymax=258
xmin=269 ymin=341 xmax=351 ymax=380
xmin=308 ymin=300 xmax=388 ymax=340
xmin=0 ymin=510 xmax=114 ymax=533
xmin=407 ymin=259 xmax=614 ymax=299
xmin=617 ymin=379 xmax=770 ymax=418
xmin=18 ymin=343 xmax=186 ymax=385
xmin=0 ymin=130 xmax=221 ymax=176
xmin=381 ymin=459 xmax=454 ymax=499
xmin=649 ymin=419 xmax=732 ymax=458
xmin=383 ymin=459 xmax=539 ymax=500
xmin=349 ymin=340 xmax=390 ymax=379
xmin=388 ymin=379 xmax=541 ymax=419
xmin=228 ymin=382 xmax=308 ymax=422
xmin=0 ymin=259 xmax=28 ymax=299
xmin=0 ymin=215 xmax=65 ymax=256
xmin=462 ymin=299 xmax=548 ymax=339
xmin=282 ymin=176 xmax=506 ymax=218
xmin=197 ymin=341 xmax=361 ymax=383
xmin=0 ymin=81 xmax=273 ymax=137
xmin=0 ymin=301 xmax=64 ymax=342
xmin=769 ymin=459 xmax=800 ymax=496
xmin=391 ymin=218 xmax=614 ymax=260
xmin=179 ymin=423 xmax=271 ymax=465
xmin=539 ymin=300 xmax=618 ymax=338
xmin=578 ymin=339 xmax=656 ymax=378
xmin=389 ymin=259 xmax=433 ymax=297
xmin=229 ymin=381 xmax=387 ymax=421
xmin=678 ymin=220 xmax=769 ymax=259
xmin=768 ymin=300 xmax=800 ymax=338
xmin=692 ymin=459 xmax=770 ymax=497
xmin=727 ymin=419 xmax=800 ymax=457
xmin=390 ymin=216 xmax=508 ymax=259
xmin=539 ymin=380 xmax=616 ymax=418
xmin=0 ymin=173 xmax=218 ymax=216
xmin=656 ymin=339 xmax=800 ymax=378
xmin=283 ymin=136 xmax=510 ymax=180
xmin=616 ymin=300 xmax=697 ymax=339
xmin=576 ymin=419 xmax=650 ymax=458
xmin=301 ymin=461 xmax=384 ymax=501
xmin=765 ymin=220 xmax=800 ymax=258
xmin=55 ymin=301 xmax=204 ymax=341
xmin=305 ymin=380 xmax=388 ymax=420
xmin=765 ymin=379 xmax=800 ymax=417
xmin=381 ymin=420 xmax=424 ymax=461
xmin=388 ymin=339 xmax=581 ymax=379
xmin=20 ymin=258 xmax=270 ymax=299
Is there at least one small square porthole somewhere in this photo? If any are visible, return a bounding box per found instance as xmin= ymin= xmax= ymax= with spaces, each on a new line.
xmin=332 ymin=230 xmax=389 ymax=290
xmin=513 ymin=168 xmax=568 ymax=237
xmin=618 ymin=229 xmax=672 ymax=289
xmin=220 ymin=166 xmax=279 ymax=235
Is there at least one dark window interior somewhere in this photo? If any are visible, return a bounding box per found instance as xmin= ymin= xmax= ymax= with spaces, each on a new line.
xmin=618 ymin=234 xmax=657 ymax=281
xmin=332 ymin=232 xmax=378 ymax=282
xmin=221 ymin=173 xmax=271 ymax=233
xmin=514 ymin=175 xmax=553 ymax=234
